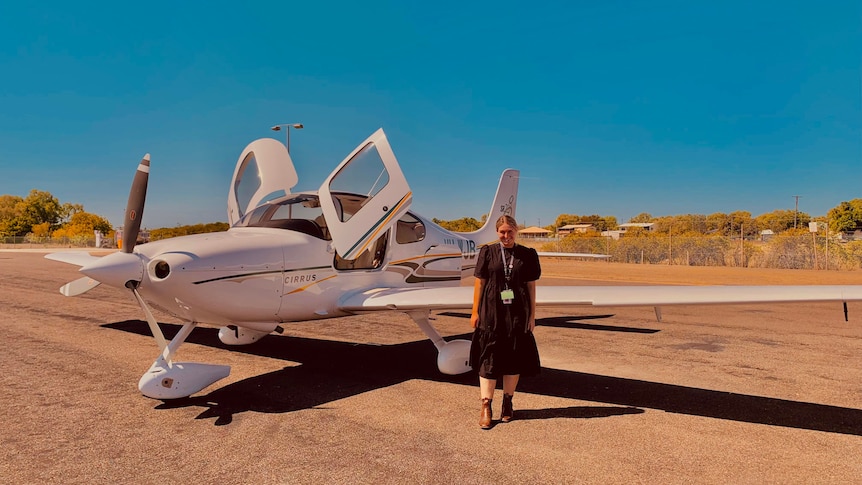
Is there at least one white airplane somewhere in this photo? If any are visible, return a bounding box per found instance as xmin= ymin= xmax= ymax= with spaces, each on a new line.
xmin=46 ymin=128 xmax=862 ymax=400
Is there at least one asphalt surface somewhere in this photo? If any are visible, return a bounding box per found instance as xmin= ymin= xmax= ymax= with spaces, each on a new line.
xmin=1 ymin=251 xmax=860 ymax=484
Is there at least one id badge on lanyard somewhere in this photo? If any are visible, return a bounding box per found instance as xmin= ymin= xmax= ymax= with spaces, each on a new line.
xmin=499 ymin=243 xmax=515 ymax=305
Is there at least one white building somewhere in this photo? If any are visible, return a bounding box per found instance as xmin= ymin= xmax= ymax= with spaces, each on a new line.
xmin=557 ymin=223 xmax=595 ymax=236
xmin=601 ymin=222 xmax=655 ymax=240
xmin=519 ymin=226 xmax=552 ymax=239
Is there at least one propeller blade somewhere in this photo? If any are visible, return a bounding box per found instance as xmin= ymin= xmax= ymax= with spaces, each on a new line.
xmin=122 ymin=154 xmax=150 ymax=254
xmin=59 ymin=276 xmax=101 ymax=296
xmin=45 ymin=251 xmax=102 ymax=267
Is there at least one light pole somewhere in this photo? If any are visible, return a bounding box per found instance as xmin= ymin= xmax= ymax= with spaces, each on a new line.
xmin=271 ymin=123 xmax=304 ymax=153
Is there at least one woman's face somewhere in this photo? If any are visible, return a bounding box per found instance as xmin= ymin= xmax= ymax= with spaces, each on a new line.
xmin=497 ymin=223 xmax=517 ymax=247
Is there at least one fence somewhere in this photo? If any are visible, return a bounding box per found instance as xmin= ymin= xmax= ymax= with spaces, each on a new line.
xmin=541 ymin=235 xmax=862 ymax=270
xmin=0 ymin=236 xmax=108 ymax=248
xmin=6 ymin=234 xmax=862 ymax=271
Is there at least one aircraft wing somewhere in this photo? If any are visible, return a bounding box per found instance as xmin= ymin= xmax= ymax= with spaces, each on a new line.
xmin=340 ymin=287 xmax=474 ymax=312
xmin=339 ymin=285 xmax=862 ymax=313
xmin=536 ymin=285 xmax=862 ymax=306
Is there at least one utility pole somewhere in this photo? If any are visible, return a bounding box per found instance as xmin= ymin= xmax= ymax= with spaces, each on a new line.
xmin=792 ymin=195 xmax=802 ymax=229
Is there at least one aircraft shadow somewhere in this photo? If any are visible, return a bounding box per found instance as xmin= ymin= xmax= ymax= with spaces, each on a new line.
xmin=440 ymin=311 xmax=659 ymax=334
xmin=105 ymin=320 xmax=862 ymax=434
xmin=537 ymin=316 xmax=659 ymax=333
xmin=513 ymin=406 xmax=644 ymax=421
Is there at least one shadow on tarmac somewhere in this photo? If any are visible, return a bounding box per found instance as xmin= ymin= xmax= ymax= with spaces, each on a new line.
xmin=105 ymin=319 xmax=862 ymax=435
xmin=441 ymin=311 xmax=659 ymax=333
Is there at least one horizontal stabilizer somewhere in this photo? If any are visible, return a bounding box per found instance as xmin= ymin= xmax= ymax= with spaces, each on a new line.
xmin=45 ymin=251 xmax=103 ymax=267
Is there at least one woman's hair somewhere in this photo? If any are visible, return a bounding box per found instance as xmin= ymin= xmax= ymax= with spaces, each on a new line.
xmin=495 ymin=214 xmax=518 ymax=230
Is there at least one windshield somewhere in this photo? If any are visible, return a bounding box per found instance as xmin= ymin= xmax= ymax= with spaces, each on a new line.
xmin=236 ymin=194 xmax=329 ymax=240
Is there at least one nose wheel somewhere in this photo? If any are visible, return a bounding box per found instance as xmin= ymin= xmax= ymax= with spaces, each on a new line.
xmin=130 ymin=284 xmax=231 ymax=399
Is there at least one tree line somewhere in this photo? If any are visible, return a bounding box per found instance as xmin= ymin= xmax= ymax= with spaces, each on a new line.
xmin=429 ymin=201 xmax=862 ymax=270
xmin=149 ymin=223 xmax=229 ymax=241
xmin=0 ymin=189 xmax=229 ymax=244
xmin=434 ymin=199 xmax=862 ymax=237
xmin=0 ymin=190 xmax=113 ymax=242
xmin=4 ymin=187 xmax=862 ymax=246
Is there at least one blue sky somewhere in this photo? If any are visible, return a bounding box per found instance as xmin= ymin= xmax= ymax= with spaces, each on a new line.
xmin=0 ymin=1 xmax=859 ymax=229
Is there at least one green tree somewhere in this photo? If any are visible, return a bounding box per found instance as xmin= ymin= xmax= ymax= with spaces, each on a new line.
xmin=705 ymin=212 xmax=730 ymax=235
xmin=0 ymin=190 xmax=65 ymax=237
xmin=61 ymin=202 xmax=85 ymax=221
xmin=18 ymin=190 xmax=64 ymax=235
xmin=755 ymin=209 xmax=810 ymax=233
xmin=728 ymin=211 xmax=758 ymax=238
xmin=0 ymin=195 xmax=25 ymax=237
xmin=432 ymin=217 xmax=483 ymax=232
xmin=149 ymin=222 xmax=230 ymax=241
xmin=827 ymin=199 xmax=862 ymax=233
xmin=653 ymin=214 xmax=707 ymax=235
xmin=553 ymin=214 xmax=581 ymax=228
xmin=55 ymin=212 xmax=114 ymax=238
xmin=31 ymin=222 xmax=52 ymax=238
xmin=629 ymin=212 xmax=653 ymax=223
xmin=553 ymin=214 xmax=617 ymax=231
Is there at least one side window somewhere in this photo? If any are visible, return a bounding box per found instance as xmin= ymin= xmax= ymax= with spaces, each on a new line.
xmin=395 ymin=213 xmax=425 ymax=244
xmin=328 ymin=143 xmax=390 ymax=222
xmin=334 ymin=230 xmax=389 ymax=271
xmin=234 ymin=153 xmax=261 ymax=217
xmin=332 ymin=193 xmax=367 ymax=223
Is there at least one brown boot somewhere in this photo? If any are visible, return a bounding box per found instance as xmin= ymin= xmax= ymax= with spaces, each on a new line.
xmin=501 ymin=393 xmax=514 ymax=423
xmin=479 ymin=398 xmax=493 ymax=429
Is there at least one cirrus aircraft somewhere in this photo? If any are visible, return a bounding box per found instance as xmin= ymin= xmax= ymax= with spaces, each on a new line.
xmin=46 ymin=128 xmax=862 ymax=400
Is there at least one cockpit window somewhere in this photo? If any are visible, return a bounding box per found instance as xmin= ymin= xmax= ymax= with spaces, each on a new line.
xmin=395 ymin=213 xmax=425 ymax=244
xmin=331 ymin=192 xmax=366 ymax=223
xmin=236 ymin=194 xmax=329 ymax=240
xmin=234 ymin=153 xmax=262 ymax=217
xmin=328 ymin=143 xmax=390 ymax=222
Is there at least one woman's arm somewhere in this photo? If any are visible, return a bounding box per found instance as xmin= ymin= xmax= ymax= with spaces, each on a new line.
xmin=527 ymin=280 xmax=537 ymax=332
xmin=471 ymin=278 xmax=485 ymax=329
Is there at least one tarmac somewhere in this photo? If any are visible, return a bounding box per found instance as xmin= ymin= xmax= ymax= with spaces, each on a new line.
xmin=1 ymin=251 xmax=860 ymax=484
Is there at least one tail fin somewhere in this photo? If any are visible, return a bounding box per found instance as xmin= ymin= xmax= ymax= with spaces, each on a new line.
xmin=456 ymin=169 xmax=519 ymax=244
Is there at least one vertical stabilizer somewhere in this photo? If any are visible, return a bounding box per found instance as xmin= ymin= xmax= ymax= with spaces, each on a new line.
xmin=456 ymin=169 xmax=519 ymax=245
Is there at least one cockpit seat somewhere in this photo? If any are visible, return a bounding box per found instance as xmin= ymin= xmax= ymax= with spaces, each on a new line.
xmin=262 ymin=219 xmax=325 ymax=239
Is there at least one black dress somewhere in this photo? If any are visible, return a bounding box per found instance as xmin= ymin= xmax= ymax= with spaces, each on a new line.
xmin=470 ymin=243 xmax=542 ymax=379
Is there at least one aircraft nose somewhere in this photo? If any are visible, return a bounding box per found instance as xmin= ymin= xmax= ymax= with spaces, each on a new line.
xmin=79 ymin=251 xmax=145 ymax=289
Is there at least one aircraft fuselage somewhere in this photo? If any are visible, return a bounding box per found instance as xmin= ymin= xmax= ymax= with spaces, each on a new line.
xmin=129 ymin=213 xmax=483 ymax=333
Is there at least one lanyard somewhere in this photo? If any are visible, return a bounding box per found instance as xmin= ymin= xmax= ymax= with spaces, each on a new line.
xmin=499 ymin=242 xmax=514 ymax=283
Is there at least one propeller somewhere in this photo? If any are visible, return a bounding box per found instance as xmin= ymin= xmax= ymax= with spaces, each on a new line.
xmin=51 ymin=154 xmax=151 ymax=296
xmin=59 ymin=276 xmax=100 ymax=296
xmin=64 ymin=154 xmax=150 ymax=293
xmin=123 ymin=154 xmax=150 ymax=253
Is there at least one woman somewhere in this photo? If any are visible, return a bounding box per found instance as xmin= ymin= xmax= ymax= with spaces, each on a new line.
xmin=470 ymin=215 xmax=541 ymax=429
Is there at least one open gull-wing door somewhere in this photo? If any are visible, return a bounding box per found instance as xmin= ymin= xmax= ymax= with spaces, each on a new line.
xmin=319 ymin=128 xmax=412 ymax=260
xmin=227 ymin=138 xmax=299 ymax=226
